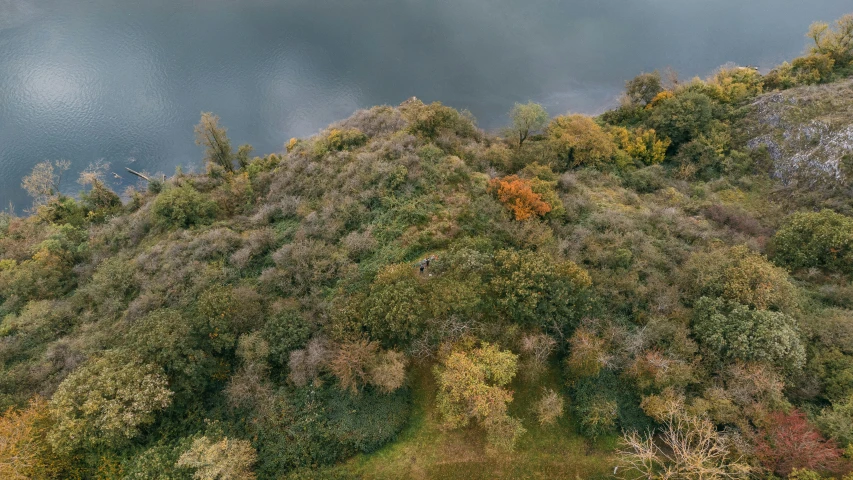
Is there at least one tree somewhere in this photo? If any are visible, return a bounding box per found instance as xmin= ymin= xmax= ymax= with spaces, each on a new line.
xmin=488 ymin=249 xmax=593 ymax=339
xmin=48 ymin=351 xmax=173 ymax=453
xmin=195 ymin=112 xmax=252 ymax=174
xmin=807 ymin=14 xmax=853 ymax=67
xmin=618 ymin=406 xmax=751 ymax=479
xmin=625 ymin=71 xmax=664 ymax=106
xmin=487 ymin=175 xmax=552 ymax=221
xmin=363 ymin=263 xmax=428 ymax=345
xmin=0 ymin=397 xmax=49 ymax=480
xmin=547 ymin=114 xmax=616 ymax=168
xmin=508 ymin=102 xmax=549 ymax=147
xmin=610 ymin=127 xmax=671 ymax=165
xmin=647 ymin=91 xmax=715 ymax=149
xmin=692 ymin=297 xmax=805 ymax=372
xmin=682 ymin=245 xmax=797 ymax=312
xmin=329 ymin=339 xmax=378 ymax=395
xmin=817 ymin=394 xmax=853 ymax=450
xmin=756 ymin=410 xmax=842 ymax=477
xmin=21 ymin=160 xmax=70 ymax=208
xmin=177 ymin=436 xmax=257 ymax=480
xmin=368 ymin=349 xmax=407 ymax=394
xmin=434 ymin=342 xmax=525 ymax=450
xmin=773 ymin=209 xmax=853 ymax=275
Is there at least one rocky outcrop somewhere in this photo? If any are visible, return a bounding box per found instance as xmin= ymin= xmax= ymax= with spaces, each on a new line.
xmin=743 ymin=79 xmax=853 ymax=185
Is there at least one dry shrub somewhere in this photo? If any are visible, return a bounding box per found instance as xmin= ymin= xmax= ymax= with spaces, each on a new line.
xmin=288 ymin=337 xmax=328 ymax=387
xmin=368 ymin=350 xmax=407 ymax=394
xmin=328 ymin=339 xmax=378 ymax=394
xmin=535 ymin=388 xmax=565 ymax=426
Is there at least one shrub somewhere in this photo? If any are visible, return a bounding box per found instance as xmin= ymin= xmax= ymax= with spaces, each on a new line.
xmin=487 ymin=175 xmax=552 ymax=221
xmin=692 ymin=297 xmax=805 ymax=372
xmin=400 ymin=99 xmax=477 ymax=140
xmin=48 ymin=351 xmax=173 ymax=453
xmin=756 ymin=410 xmax=842 ymax=477
xmin=534 ymin=388 xmax=564 ymax=426
xmin=773 ymin=209 xmax=853 ymax=275
xmin=152 ymin=185 xmax=217 ymax=229
xmin=325 ymin=128 xmax=368 ymax=151
xmin=177 ymin=436 xmax=257 ymax=480
xmin=682 ymin=245 xmax=797 ymax=312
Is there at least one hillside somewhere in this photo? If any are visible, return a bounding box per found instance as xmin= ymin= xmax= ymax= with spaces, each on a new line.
xmin=2 ymin=13 xmax=853 ymax=480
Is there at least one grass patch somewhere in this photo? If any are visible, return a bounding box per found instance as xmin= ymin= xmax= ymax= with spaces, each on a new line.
xmin=310 ymin=363 xmax=616 ymax=479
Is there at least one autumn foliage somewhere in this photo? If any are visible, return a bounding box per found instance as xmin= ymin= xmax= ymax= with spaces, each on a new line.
xmin=755 ymin=410 xmax=842 ymax=477
xmin=488 ymin=175 xmax=552 ymax=221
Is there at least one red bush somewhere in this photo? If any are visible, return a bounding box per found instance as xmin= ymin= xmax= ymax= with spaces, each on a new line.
xmin=756 ymin=410 xmax=842 ymax=477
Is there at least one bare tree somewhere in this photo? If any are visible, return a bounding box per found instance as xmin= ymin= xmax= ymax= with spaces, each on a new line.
xmin=21 ymin=160 xmax=70 ymax=207
xmin=618 ymin=406 xmax=751 ymax=480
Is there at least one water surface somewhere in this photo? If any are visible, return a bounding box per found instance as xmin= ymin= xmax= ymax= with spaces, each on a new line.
xmin=1 ymin=0 xmax=851 ymax=208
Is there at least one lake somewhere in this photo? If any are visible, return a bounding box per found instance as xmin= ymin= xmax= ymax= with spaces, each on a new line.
xmin=1 ymin=0 xmax=851 ymax=209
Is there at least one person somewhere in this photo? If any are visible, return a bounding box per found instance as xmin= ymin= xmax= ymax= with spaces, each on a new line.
xmin=419 ymin=260 xmax=425 ymax=273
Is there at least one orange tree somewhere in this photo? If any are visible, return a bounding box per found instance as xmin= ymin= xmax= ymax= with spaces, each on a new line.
xmin=487 ymin=175 xmax=551 ymax=221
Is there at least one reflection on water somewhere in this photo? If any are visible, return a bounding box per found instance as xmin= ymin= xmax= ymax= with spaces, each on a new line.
xmin=1 ymin=0 xmax=851 ymax=208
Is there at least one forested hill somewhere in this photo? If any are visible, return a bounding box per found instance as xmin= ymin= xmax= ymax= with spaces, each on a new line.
xmin=2 ymin=14 xmax=853 ymax=480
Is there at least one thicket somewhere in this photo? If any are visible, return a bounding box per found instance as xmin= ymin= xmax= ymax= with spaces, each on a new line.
xmin=1 ymin=12 xmax=853 ymax=480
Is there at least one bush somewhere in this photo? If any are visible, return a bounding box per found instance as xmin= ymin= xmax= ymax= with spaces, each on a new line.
xmin=682 ymin=245 xmax=797 ymax=312
xmin=647 ymin=91 xmax=715 ymax=149
xmin=622 ymin=165 xmax=667 ymax=193
xmin=487 ymin=175 xmax=552 ymax=221
xmin=773 ymin=209 xmax=853 ymax=275
xmin=48 ymin=351 xmax=173 ymax=453
xmin=152 ymin=185 xmax=218 ymax=229
xmin=692 ymin=297 xmax=805 ymax=372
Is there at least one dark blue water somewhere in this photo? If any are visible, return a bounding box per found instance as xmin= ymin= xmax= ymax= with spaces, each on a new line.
xmin=1 ymin=0 xmax=850 ymax=209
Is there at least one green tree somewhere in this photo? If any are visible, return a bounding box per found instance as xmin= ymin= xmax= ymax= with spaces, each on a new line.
xmin=647 ymin=91 xmax=715 ymax=148
xmin=773 ymin=209 xmax=853 ymax=275
xmin=488 ymin=249 xmax=593 ymax=338
xmin=692 ymin=297 xmax=805 ymax=372
xmin=152 ymin=185 xmax=218 ymax=229
xmin=363 ymin=263 xmax=427 ymax=345
xmin=48 ymin=351 xmax=173 ymax=453
xmin=508 ymin=102 xmax=549 ymax=147
xmin=682 ymin=245 xmax=797 ymax=312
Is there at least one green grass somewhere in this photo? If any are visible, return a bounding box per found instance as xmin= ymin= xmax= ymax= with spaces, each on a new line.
xmin=310 ymin=364 xmax=616 ymax=480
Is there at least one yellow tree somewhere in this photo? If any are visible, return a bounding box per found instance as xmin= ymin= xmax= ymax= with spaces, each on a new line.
xmin=0 ymin=397 xmax=49 ymax=480
xmin=434 ymin=341 xmax=525 ymax=450
xmin=547 ymin=115 xmax=615 ymax=169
